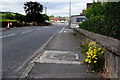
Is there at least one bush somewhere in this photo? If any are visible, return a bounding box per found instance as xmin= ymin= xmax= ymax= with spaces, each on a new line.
xmin=79 ymin=15 xmax=105 ymax=35
xmin=104 ymin=2 xmax=120 ymax=39
xmin=1 ymin=20 xmax=19 ymax=27
xmin=2 ymin=12 xmax=15 ymax=20
xmin=79 ymin=2 xmax=120 ymax=40
xmin=85 ymin=2 xmax=106 ymax=18
xmin=84 ymin=41 xmax=105 ymax=73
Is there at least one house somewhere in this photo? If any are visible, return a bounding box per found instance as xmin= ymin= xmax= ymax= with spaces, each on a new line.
xmin=80 ymin=3 xmax=92 ymax=16
xmin=51 ymin=17 xmax=68 ymax=23
xmin=87 ymin=3 xmax=92 ymax=9
xmin=70 ymin=15 xmax=87 ymax=28
xmin=70 ymin=3 xmax=92 ymax=28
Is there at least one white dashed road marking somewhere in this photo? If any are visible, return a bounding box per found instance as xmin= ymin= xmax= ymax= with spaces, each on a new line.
xmin=38 ymin=29 xmax=41 ymax=30
xmin=59 ymin=27 xmax=64 ymax=33
xmin=22 ymin=30 xmax=32 ymax=34
xmin=7 ymin=34 xmax=15 ymax=37
xmin=0 ymin=36 xmax=7 ymax=38
xmin=0 ymin=34 xmax=15 ymax=38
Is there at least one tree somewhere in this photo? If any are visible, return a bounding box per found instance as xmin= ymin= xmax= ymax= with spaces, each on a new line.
xmin=34 ymin=13 xmax=45 ymax=23
xmin=26 ymin=12 xmax=46 ymax=24
xmin=15 ymin=13 xmax=25 ymax=22
xmin=2 ymin=12 xmax=15 ymax=20
xmin=49 ymin=15 xmax=54 ymax=19
xmin=43 ymin=14 xmax=50 ymax=21
xmin=85 ymin=2 xmax=106 ymax=18
xmin=26 ymin=13 xmax=33 ymax=23
xmin=24 ymin=1 xmax=46 ymax=25
xmin=24 ymin=1 xmax=43 ymax=14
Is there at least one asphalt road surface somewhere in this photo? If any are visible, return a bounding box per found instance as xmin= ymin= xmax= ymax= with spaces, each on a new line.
xmin=2 ymin=25 xmax=64 ymax=78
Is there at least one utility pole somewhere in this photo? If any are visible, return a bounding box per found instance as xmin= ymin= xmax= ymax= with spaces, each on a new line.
xmin=69 ymin=0 xmax=71 ymax=26
xmin=69 ymin=0 xmax=71 ymax=18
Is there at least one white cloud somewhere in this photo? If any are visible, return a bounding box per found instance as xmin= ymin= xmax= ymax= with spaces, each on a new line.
xmin=71 ymin=3 xmax=86 ymax=14
xmin=46 ymin=2 xmax=88 ymax=16
xmin=0 ymin=0 xmax=93 ymax=2
xmin=0 ymin=0 xmax=93 ymax=16
xmin=0 ymin=2 xmax=25 ymax=14
xmin=0 ymin=0 xmax=118 ymax=3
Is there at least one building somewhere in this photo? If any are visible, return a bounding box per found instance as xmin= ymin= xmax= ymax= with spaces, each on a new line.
xmin=80 ymin=3 xmax=92 ymax=16
xmin=70 ymin=15 xmax=87 ymax=28
xmin=80 ymin=13 xmax=84 ymax=16
xmin=51 ymin=17 xmax=68 ymax=23
xmin=87 ymin=3 xmax=92 ymax=9
xmin=69 ymin=3 xmax=92 ymax=28
xmin=82 ymin=10 xmax=86 ymax=15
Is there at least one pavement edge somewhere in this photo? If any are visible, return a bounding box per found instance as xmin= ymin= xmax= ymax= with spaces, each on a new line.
xmin=20 ymin=28 xmax=61 ymax=78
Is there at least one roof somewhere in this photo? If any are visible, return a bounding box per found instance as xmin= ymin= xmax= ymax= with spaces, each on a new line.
xmin=51 ymin=17 xmax=67 ymax=20
xmin=70 ymin=15 xmax=83 ymax=17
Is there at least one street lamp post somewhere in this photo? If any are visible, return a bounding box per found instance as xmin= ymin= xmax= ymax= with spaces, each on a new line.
xmin=44 ymin=2 xmax=48 ymax=15
xmin=45 ymin=7 xmax=47 ymax=15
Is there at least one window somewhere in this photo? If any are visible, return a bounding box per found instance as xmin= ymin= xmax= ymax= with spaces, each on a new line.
xmin=76 ymin=18 xmax=83 ymax=22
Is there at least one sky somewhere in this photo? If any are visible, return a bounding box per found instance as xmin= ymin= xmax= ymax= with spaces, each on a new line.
xmin=0 ymin=0 xmax=93 ymax=17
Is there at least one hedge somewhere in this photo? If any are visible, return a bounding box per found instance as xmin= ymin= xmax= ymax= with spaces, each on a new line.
xmin=2 ymin=21 xmax=19 ymax=28
xmin=79 ymin=2 xmax=120 ymax=40
xmin=104 ymin=2 xmax=120 ymax=40
xmin=79 ymin=16 xmax=105 ymax=35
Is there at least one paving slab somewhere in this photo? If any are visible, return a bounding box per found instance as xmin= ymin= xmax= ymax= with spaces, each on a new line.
xmin=36 ymin=50 xmax=82 ymax=64
xmin=27 ymin=63 xmax=99 ymax=78
xmin=27 ymin=27 xmax=101 ymax=79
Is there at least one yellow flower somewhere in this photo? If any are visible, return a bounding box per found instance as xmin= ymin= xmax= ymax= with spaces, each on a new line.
xmin=87 ymin=56 xmax=91 ymax=58
xmin=94 ymin=42 xmax=96 ymax=44
xmin=94 ymin=61 xmax=97 ymax=63
xmin=91 ymin=50 xmax=93 ymax=53
xmin=94 ymin=51 xmax=97 ymax=54
xmin=98 ymin=48 xmax=101 ymax=51
xmin=91 ymin=53 xmax=93 ymax=56
xmin=85 ymin=59 xmax=89 ymax=62
xmin=94 ymin=49 xmax=96 ymax=51
xmin=92 ymin=55 xmax=97 ymax=59
xmin=95 ymin=57 xmax=98 ymax=60
xmin=101 ymin=51 xmax=104 ymax=54
xmin=94 ymin=49 xmax=97 ymax=54
xmin=89 ymin=42 xmax=92 ymax=46
xmin=86 ymin=52 xmax=90 ymax=55
xmin=88 ymin=60 xmax=91 ymax=63
xmin=89 ymin=47 xmax=92 ymax=49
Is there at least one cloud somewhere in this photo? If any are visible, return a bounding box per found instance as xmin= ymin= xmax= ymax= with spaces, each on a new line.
xmin=0 ymin=0 xmax=93 ymax=2
xmin=0 ymin=2 xmax=25 ymax=14
xmin=46 ymin=2 xmax=89 ymax=16
xmin=0 ymin=0 xmax=93 ymax=16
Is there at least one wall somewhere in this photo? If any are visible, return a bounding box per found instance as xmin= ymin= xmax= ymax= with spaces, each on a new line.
xmin=70 ymin=16 xmax=87 ymax=28
xmin=74 ymin=28 xmax=120 ymax=79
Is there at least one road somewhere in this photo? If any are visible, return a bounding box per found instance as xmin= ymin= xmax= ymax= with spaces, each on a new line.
xmin=2 ymin=25 xmax=64 ymax=78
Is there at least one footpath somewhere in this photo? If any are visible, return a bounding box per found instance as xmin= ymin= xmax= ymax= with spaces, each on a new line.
xmin=22 ymin=26 xmax=102 ymax=79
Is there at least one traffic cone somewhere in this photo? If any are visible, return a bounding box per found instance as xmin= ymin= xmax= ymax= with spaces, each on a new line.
xmin=7 ymin=22 xmax=10 ymax=29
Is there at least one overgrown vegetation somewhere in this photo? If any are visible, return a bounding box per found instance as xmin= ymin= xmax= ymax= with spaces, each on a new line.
xmin=81 ymin=41 xmax=105 ymax=73
xmin=73 ymin=32 xmax=78 ymax=38
xmin=79 ymin=2 xmax=120 ymax=40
